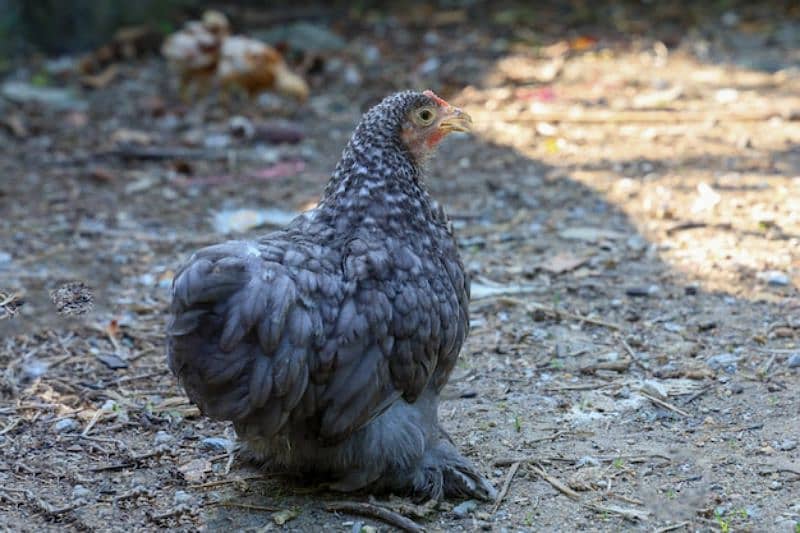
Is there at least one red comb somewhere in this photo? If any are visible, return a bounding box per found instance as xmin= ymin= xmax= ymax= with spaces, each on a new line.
xmin=423 ymin=90 xmax=450 ymax=108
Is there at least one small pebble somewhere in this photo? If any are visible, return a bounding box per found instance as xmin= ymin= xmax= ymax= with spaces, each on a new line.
xmin=0 ymin=251 xmax=11 ymax=264
xmin=452 ymin=499 xmax=478 ymax=518
xmin=173 ymin=490 xmax=194 ymax=505
xmin=728 ymin=382 xmax=744 ymax=394
xmin=769 ymin=480 xmax=782 ymax=491
xmin=201 ymin=437 xmax=234 ymax=452
xmin=154 ymin=431 xmax=173 ymax=446
xmin=54 ymin=418 xmax=79 ymax=433
xmin=706 ymin=353 xmax=740 ymax=372
xmin=776 ymin=439 xmax=797 ymax=451
xmin=72 ymin=485 xmax=92 ymax=500
xmin=757 ymin=270 xmax=790 ymax=286
xmin=787 ymin=353 xmax=800 ymax=368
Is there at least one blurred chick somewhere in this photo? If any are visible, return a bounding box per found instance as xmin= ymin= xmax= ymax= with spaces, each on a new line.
xmin=161 ymin=11 xmax=230 ymax=99
xmin=216 ymin=36 xmax=309 ymax=102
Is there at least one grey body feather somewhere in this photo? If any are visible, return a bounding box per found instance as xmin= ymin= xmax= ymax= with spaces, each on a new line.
xmin=167 ymin=91 xmax=495 ymax=500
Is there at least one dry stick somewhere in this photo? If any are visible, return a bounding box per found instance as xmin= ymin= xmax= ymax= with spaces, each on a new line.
xmin=0 ymin=417 xmax=21 ymax=435
xmin=214 ymin=501 xmax=280 ymax=512
xmin=493 ymin=461 xmax=520 ymax=513
xmin=682 ymin=384 xmax=714 ymax=405
xmin=619 ymin=336 xmax=649 ymax=373
xmin=190 ymin=475 xmax=266 ymax=490
xmin=325 ymin=501 xmax=424 ymax=533
xmin=495 ymin=296 xmax=621 ymax=331
xmin=638 ymin=391 xmax=692 ymax=418
xmin=655 ymin=522 xmax=691 ymax=533
xmin=528 ymin=464 xmax=581 ymax=500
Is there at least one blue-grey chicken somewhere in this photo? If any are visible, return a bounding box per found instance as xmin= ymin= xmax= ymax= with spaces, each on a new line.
xmin=167 ymin=90 xmax=495 ymax=501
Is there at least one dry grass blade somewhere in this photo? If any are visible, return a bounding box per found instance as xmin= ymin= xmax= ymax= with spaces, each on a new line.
xmin=655 ymin=521 xmax=691 ymax=533
xmin=325 ymin=501 xmax=424 ymax=533
xmin=493 ymin=461 xmax=520 ymax=513
xmin=213 ymin=501 xmax=280 ymax=512
xmin=639 ymin=391 xmax=692 ymax=418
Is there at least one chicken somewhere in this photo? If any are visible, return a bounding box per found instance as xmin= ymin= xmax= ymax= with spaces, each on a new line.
xmin=161 ymin=11 xmax=230 ymax=99
xmin=216 ymin=36 xmax=309 ymax=102
xmin=167 ymin=90 xmax=494 ymax=501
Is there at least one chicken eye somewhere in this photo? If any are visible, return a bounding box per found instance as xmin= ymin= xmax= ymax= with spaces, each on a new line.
xmin=415 ymin=108 xmax=435 ymax=125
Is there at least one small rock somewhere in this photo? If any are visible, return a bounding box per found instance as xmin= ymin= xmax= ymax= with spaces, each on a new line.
xmin=757 ymin=270 xmax=790 ymax=286
xmin=0 ymin=251 xmax=11 ymax=264
xmin=173 ymin=490 xmax=194 ymax=505
xmin=201 ymin=437 xmax=234 ymax=452
xmin=452 ymin=499 xmax=478 ymax=518
xmin=684 ymin=284 xmax=699 ymax=295
xmin=72 ymin=485 xmax=92 ymax=500
xmin=54 ymin=418 xmax=79 ymax=433
xmin=776 ymin=439 xmax=797 ymax=451
xmin=22 ymin=359 xmax=49 ymax=380
xmin=786 ymin=353 xmax=800 ymax=368
xmin=343 ymin=64 xmax=362 ymax=85
xmin=640 ymin=380 xmax=668 ymax=400
xmin=154 ymin=431 xmax=173 ymax=446
xmin=706 ymin=352 xmax=740 ymax=372
xmin=769 ymin=480 xmax=782 ymax=490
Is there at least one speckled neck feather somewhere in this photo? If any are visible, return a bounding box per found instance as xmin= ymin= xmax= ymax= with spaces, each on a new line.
xmin=317 ymin=91 xmax=441 ymax=233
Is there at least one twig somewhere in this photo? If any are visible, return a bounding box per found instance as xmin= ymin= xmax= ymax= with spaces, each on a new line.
xmin=189 ymin=475 xmax=265 ymax=489
xmin=0 ymin=417 xmax=21 ymax=435
xmin=584 ymin=502 xmax=650 ymax=522
xmin=493 ymin=461 xmax=520 ymax=513
xmin=682 ymin=384 xmax=714 ymax=405
xmin=496 ymin=297 xmax=621 ymax=330
xmin=213 ymin=501 xmax=279 ymax=512
xmin=639 ymin=391 xmax=692 ymax=418
xmin=619 ymin=337 xmax=649 ymax=373
xmin=580 ymin=358 xmax=631 ymax=374
xmin=325 ymin=501 xmax=424 ymax=533
xmin=495 ymin=453 xmax=672 ymax=467
xmin=148 ymin=504 xmax=194 ymax=522
xmin=760 ymin=353 xmax=778 ymax=375
xmin=528 ymin=463 xmax=581 ymax=500
xmin=656 ymin=521 xmax=691 ymax=533
xmin=1 ymin=488 xmax=83 ymax=517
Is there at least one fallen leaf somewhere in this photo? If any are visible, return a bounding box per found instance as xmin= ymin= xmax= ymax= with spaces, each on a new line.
xmin=539 ymin=252 xmax=587 ymax=274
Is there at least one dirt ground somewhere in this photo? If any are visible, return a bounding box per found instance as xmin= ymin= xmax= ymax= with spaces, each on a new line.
xmin=1 ymin=2 xmax=799 ymax=532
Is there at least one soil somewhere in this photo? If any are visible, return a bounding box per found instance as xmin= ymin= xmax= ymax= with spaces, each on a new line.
xmin=1 ymin=3 xmax=799 ymax=532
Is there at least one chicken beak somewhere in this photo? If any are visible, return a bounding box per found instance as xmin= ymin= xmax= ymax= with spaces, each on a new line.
xmin=438 ymin=107 xmax=473 ymax=133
